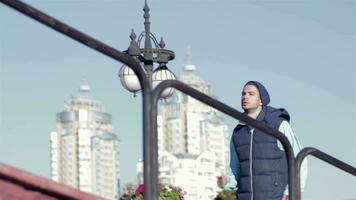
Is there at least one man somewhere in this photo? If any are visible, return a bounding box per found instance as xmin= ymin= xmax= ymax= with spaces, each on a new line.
xmin=229 ymin=81 xmax=307 ymax=200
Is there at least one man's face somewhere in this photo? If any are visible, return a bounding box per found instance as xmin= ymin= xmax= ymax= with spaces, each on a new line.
xmin=241 ymin=84 xmax=262 ymax=111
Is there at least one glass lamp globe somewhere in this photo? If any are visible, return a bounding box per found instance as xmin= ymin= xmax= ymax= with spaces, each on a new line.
xmin=118 ymin=64 xmax=142 ymax=94
xmin=152 ymin=64 xmax=176 ymax=98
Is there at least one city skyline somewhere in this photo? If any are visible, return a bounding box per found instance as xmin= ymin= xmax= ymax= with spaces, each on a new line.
xmin=1 ymin=1 xmax=355 ymax=200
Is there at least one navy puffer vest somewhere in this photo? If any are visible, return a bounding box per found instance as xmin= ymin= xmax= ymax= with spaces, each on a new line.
xmin=232 ymin=106 xmax=290 ymax=200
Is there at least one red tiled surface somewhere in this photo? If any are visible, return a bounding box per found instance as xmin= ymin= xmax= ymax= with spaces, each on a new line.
xmin=0 ymin=163 xmax=106 ymax=200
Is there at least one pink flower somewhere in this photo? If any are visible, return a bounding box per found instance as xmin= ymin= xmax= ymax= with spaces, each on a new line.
xmin=135 ymin=184 xmax=144 ymax=194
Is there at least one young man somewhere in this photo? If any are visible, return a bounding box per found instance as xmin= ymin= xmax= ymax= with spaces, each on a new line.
xmin=229 ymin=81 xmax=307 ymax=200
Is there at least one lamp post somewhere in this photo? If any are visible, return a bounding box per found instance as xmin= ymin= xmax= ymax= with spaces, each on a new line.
xmin=119 ymin=0 xmax=176 ymax=98
xmin=118 ymin=1 xmax=176 ymax=199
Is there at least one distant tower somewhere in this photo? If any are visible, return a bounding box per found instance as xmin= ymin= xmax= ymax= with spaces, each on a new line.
xmin=154 ymin=47 xmax=230 ymax=199
xmin=160 ymin=48 xmax=229 ymax=170
xmin=50 ymin=84 xmax=120 ymax=200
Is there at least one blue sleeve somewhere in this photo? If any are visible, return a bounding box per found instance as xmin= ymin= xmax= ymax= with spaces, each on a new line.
xmin=230 ymin=138 xmax=240 ymax=182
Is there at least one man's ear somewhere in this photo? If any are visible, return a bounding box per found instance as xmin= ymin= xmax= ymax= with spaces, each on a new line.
xmin=259 ymin=100 xmax=263 ymax=106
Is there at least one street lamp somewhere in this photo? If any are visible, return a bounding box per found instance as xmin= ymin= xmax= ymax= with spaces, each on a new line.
xmin=119 ymin=0 xmax=176 ymax=98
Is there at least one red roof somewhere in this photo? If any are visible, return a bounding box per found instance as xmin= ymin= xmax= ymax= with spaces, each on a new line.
xmin=0 ymin=163 xmax=106 ymax=200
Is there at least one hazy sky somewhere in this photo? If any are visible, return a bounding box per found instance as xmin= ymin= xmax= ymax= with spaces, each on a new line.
xmin=1 ymin=0 xmax=355 ymax=199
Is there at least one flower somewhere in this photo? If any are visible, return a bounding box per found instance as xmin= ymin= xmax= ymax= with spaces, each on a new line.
xmin=135 ymin=184 xmax=145 ymax=194
xmin=121 ymin=183 xmax=185 ymax=200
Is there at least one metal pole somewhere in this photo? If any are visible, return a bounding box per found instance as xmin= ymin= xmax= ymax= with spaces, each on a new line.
xmin=143 ymin=0 xmax=154 ymax=87
xmin=143 ymin=91 xmax=155 ymax=200
xmin=142 ymin=0 xmax=157 ymax=199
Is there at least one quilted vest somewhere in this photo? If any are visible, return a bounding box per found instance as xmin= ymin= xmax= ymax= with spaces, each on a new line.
xmin=232 ymin=106 xmax=289 ymax=200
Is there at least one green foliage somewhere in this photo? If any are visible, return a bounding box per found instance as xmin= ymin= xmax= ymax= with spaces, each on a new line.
xmin=214 ymin=190 xmax=237 ymax=200
xmin=119 ymin=183 xmax=185 ymax=200
xmin=119 ymin=183 xmax=136 ymax=200
xmin=159 ymin=184 xmax=184 ymax=200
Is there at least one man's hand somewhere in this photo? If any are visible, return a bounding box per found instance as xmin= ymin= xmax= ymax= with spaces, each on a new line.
xmin=281 ymin=195 xmax=289 ymax=200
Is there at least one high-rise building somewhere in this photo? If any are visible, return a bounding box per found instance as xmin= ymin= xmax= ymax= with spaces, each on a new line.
xmin=159 ymin=151 xmax=218 ymax=200
xmin=136 ymin=150 xmax=219 ymax=200
xmin=136 ymin=49 xmax=230 ymax=199
xmin=159 ymin=49 xmax=230 ymax=175
xmin=50 ymin=84 xmax=119 ymax=200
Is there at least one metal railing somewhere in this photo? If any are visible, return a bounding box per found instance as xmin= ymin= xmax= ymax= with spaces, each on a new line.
xmin=1 ymin=0 xmax=355 ymax=199
xmin=295 ymin=147 xmax=356 ymax=199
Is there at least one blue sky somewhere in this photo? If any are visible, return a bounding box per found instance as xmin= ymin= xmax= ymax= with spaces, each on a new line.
xmin=1 ymin=0 xmax=355 ymax=199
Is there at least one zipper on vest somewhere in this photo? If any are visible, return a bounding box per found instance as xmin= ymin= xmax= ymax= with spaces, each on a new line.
xmin=250 ymin=129 xmax=254 ymax=200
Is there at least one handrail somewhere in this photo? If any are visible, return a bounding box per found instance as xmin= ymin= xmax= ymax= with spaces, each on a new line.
xmin=0 ymin=0 xmax=157 ymax=199
xmin=152 ymin=80 xmax=297 ymax=200
xmin=295 ymin=147 xmax=356 ymax=199
xmin=0 ymin=0 xmax=142 ymax=77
